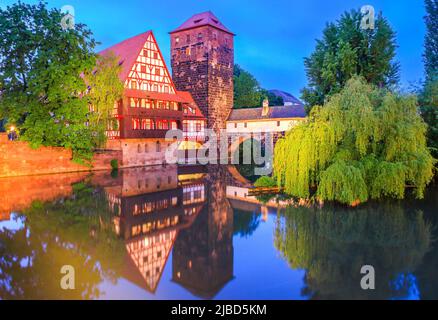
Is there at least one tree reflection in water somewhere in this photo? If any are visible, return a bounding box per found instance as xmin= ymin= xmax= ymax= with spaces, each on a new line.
xmin=0 ymin=181 xmax=125 ymax=300
xmin=274 ymin=201 xmax=432 ymax=300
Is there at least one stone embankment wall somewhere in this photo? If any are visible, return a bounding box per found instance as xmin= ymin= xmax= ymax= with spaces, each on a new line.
xmin=0 ymin=133 xmax=122 ymax=178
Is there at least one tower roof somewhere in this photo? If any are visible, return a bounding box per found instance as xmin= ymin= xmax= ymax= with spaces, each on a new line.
xmin=170 ymin=11 xmax=234 ymax=35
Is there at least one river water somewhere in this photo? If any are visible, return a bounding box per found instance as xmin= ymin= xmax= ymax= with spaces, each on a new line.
xmin=0 ymin=165 xmax=436 ymax=300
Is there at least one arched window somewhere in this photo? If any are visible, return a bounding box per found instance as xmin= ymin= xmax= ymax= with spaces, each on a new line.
xmin=156 ymin=141 xmax=161 ymax=153
xmin=137 ymin=144 xmax=142 ymax=153
xmin=144 ymin=143 xmax=149 ymax=153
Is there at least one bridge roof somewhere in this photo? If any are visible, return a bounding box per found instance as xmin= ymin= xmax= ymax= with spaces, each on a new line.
xmin=227 ymin=104 xmax=306 ymax=122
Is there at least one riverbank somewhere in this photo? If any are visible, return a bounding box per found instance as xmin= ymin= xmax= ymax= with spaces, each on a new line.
xmin=0 ymin=133 xmax=121 ymax=178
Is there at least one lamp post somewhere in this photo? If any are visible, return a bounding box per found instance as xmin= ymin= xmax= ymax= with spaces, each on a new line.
xmin=8 ymin=126 xmax=16 ymax=141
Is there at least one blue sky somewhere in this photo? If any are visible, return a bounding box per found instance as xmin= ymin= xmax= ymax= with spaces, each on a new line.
xmin=1 ymin=0 xmax=427 ymax=97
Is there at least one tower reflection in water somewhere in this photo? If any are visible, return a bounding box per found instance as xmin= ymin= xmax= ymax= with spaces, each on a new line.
xmin=104 ymin=165 xmax=234 ymax=297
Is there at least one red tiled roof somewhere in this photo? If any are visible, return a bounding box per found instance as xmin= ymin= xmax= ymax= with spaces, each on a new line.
xmin=170 ymin=11 xmax=234 ymax=35
xmin=99 ymin=31 xmax=152 ymax=82
xmin=227 ymin=105 xmax=306 ymax=121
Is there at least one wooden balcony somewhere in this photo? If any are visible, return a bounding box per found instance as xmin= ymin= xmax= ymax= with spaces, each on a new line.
xmin=121 ymin=129 xmax=174 ymax=139
xmin=125 ymin=108 xmax=184 ymax=120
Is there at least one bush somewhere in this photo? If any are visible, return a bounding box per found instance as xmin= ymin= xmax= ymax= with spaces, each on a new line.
xmin=110 ymin=159 xmax=118 ymax=170
xmin=254 ymin=176 xmax=277 ymax=188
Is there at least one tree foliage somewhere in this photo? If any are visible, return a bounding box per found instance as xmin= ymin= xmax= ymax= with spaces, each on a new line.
xmin=233 ymin=65 xmax=284 ymax=108
xmin=83 ymin=52 xmax=124 ymax=148
xmin=420 ymin=1 xmax=438 ymax=161
xmin=424 ymin=0 xmax=438 ymax=81
xmin=234 ymin=64 xmax=263 ymax=108
xmin=419 ymin=76 xmax=438 ymax=160
xmin=274 ymin=77 xmax=435 ymax=205
xmin=301 ymin=9 xmax=400 ymax=113
xmin=0 ymin=2 xmax=122 ymax=162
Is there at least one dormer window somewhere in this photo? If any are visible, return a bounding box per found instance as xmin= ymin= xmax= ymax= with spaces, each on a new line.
xmin=194 ymin=19 xmax=203 ymax=24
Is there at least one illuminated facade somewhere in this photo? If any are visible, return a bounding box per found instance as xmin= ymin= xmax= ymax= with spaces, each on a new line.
xmin=99 ymin=31 xmax=206 ymax=167
xmin=104 ymin=166 xmax=207 ymax=293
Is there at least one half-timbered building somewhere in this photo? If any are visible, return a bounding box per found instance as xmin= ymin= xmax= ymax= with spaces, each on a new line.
xmin=99 ymin=31 xmax=206 ymax=167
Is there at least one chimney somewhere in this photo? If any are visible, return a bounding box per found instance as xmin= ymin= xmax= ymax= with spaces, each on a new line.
xmin=262 ymin=98 xmax=269 ymax=116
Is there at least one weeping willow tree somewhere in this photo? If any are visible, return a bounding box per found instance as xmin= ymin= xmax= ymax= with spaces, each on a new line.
xmin=274 ymin=76 xmax=435 ymax=205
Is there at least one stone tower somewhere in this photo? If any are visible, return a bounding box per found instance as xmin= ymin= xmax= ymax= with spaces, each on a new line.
xmin=170 ymin=11 xmax=234 ymax=133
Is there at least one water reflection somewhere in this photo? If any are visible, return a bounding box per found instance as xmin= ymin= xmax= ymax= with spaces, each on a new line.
xmin=0 ymin=166 xmax=437 ymax=300
xmin=274 ymin=202 xmax=432 ymax=300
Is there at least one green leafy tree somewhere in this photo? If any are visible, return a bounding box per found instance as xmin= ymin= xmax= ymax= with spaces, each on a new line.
xmin=274 ymin=77 xmax=435 ymax=205
xmin=301 ymin=9 xmax=400 ymax=113
xmin=234 ymin=64 xmax=263 ymax=108
xmin=419 ymin=77 xmax=438 ymax=160
xmin=83 ymin=52 xmax=124 ymax=148
xmin=424 ymin=0 xmax=438 ymax=80
xmin=420 ymin=1 xmax=438 ymax=162
xmin=0 ymin=2 xmax=119 ymax=162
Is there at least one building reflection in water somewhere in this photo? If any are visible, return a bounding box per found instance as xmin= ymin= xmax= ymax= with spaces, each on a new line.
xmin=103 ymin=165 xmax=235 ymax=295
xmin=172 ymin=166 xmax=234 ymax=299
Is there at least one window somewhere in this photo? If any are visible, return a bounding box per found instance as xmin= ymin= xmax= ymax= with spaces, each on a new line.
xmin=164 ymin=85 xmax=169 ymax=93
xmin=171 ymin=121 xmax=178 ymax=130
xmin=186 ymin=34 xmax=190 ymax=43
xmin=143 ymin=49 xmax=148 ymax=57
xmin=131 ymin=81 xmax=137 ymax=89
xmin=137 ymin=144 xmax=142 ymax=153
xmin=141 ymin=65 xmax=146 ymax=73
xmin=130 ymin=98 xmax=136 ymax=108
xmin=244 ymin=122 xmax=248 ymax=128
xmin=143 ymin=119 xmax=153 ymax=130
xmin=234 ymin=123 xmax=237 ymax=128
xmin=196 ymin=122 xmax=202 ymax=132
xmin=132 ymin=118 xmax=140 ymax=130
xmin=197 ymin=33 xmax=203 ymax=41
xmin=277 ymin=121 xmax=281 ymax=127
xmin=145 ymin=143 xmax=149 ymax=153
xmin=175 ymin=36 xmax=180 ymax=44
xmin=153 ymin=84 xmax=158 ymax=92
xmin=153 ymin=52 xmax=158 ymax=59
xmin=156 ymin=141 xmax=161 ymax=152
xmin=213 ymin=32 xmax=217 ymax=40
xmin=185 ymin=47 xmax=191 ymax=56
xmin=183 ymin=121 xmax=188 ymax=132
xmin=155 ymin=68 xmax=161 ymax=76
